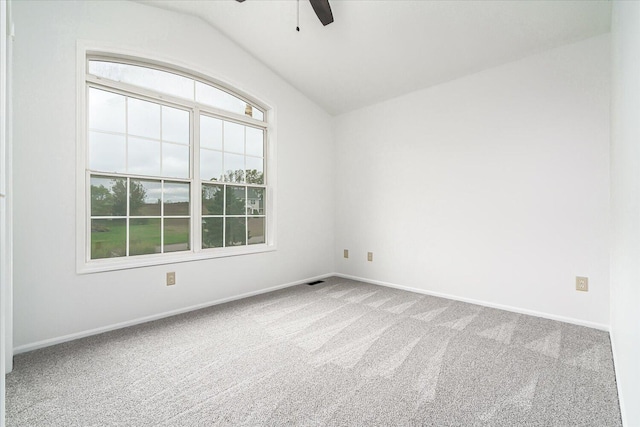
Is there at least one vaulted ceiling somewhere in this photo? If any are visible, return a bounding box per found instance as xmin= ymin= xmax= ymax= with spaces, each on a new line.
xmin=137 ymin=0 xmax=611 ymax=115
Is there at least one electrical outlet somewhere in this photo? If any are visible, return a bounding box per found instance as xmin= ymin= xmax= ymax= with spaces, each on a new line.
xmin=576 ymin=276 xmax=588 ymax=292
xmin=167 ymin=272 xmax=176 ymax=286
xmin=367 ymin=252 xmax=373 ymax=262
xmin=343 ymin=249 xmax=349 ymax=259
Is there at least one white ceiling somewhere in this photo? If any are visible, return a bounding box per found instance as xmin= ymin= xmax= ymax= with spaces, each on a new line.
xmin=137 ymin=0 xmax=611 ymax=115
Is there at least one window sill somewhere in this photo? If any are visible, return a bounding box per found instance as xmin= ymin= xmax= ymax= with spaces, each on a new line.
xmin=77 ymin=244 xmax=276 ymax=274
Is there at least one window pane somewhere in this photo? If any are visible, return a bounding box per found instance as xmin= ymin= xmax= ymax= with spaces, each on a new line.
xmin=226 ymin=186 xmax=246 ymax=215
xmin=245 ymin=127 xmax=263 ymax=157
xmin=223 ymin=153 xmax=245 ymax=183
xmin=128 ymin=98 xmax=160 ymax=139
xmin=91 ymin=219 xmax=126 ymax=259
xmin=225 ymin=217 xmax=246 ymax=247
xmin=162 ymin=106 xmax=189 ymax=144
xmin=91 ymin=176 xmax=126 ymax=216
xmin=247 ymin=187 xmax=265 ymax=215
xmin=164 ymin=182 xmax=190 ymax=216
xmin=200 ymin=149 xmax=223 ymax=182
xmin=130 ymin=179 xmax=161 ymax=216
xmin=128 ymin=137 xmax=161 ymax=176
xmin=248 ymin=217 xmax=265 ymax=245
xmin=162 ymin=143 xmax=189 ymax=179
xmin=253 ymin=109 xmax=264 ymax=121
xmin=200 ymin=115 xmax=222 ymax=150
xmin=89 ymin=61 xmax=195 ymax=101
xmin=164 ymin=218 xmax=190 ymax=252
xmin=89 ymin=88 xmax=125 ymax=133
xmin=224 ymin=121 xmax=244 ymax=154
xmin=195 ymin=81 xmax=247 ymax=116
xmin=245 ymin=157 xmax=264 ymax=185
xmin=202 ymin=218 xmax=223 ymax=249
xmin=129 ymin=218 xmax=161 ymax=256
xmin=202 ymin=184 xmax=223 ymax=215
xmin=87 ymin=61 xmax=269 ymax=262
xmin=89 ymin=132 xmax=126 ymax=173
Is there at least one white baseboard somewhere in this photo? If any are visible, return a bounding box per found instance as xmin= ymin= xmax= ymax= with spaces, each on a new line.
xmin=609 ymin=331 xmax=628 ymax=426
xmin=334 ymin=273 xmax=610 ymax=331
xmin=14 ymin=271 xmax=609 ymax=355
xmin=13 ymin=273 xmax=333 ymax=355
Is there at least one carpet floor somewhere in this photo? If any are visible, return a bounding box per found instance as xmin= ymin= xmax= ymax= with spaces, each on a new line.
xmin=6 ymin=277 xmax=622 ymax=426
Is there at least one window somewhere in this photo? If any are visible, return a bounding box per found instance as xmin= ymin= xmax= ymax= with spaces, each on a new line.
xmin=81 ymin=54 xmax=272 ymax=271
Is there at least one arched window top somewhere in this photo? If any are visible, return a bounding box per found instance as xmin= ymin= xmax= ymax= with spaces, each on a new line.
xmin=87 ymin=59 xmax=265 ymax=122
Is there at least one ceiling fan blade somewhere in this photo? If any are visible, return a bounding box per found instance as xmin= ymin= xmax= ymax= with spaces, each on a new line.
xmin=308 ymin=0 xmax=334 ymax=26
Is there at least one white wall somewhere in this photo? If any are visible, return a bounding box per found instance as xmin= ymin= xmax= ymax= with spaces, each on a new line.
xmin=11 ymin=0 xmax=334 ymax=351
xmin=1 ymin=1 xmax=10 ymax=423
xmin=610 ymin=1 xmax=640 ymax=425
xmin=334 ymin=35 xmax=611 ymax=328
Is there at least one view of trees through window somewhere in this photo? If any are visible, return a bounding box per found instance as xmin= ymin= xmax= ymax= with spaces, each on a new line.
xmin=86 ymin=58 xmax=268 ymax=262
xmin=90 ymin=177 xmax=190 ymax=259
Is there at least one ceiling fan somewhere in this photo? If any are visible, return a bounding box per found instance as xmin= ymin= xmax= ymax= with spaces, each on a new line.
xmin=236 ymin=0 xmax=334 ymax=28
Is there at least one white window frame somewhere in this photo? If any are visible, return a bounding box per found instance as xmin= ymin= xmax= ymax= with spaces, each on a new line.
xmin=76 ymin=43 xmax=277 ymax=274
